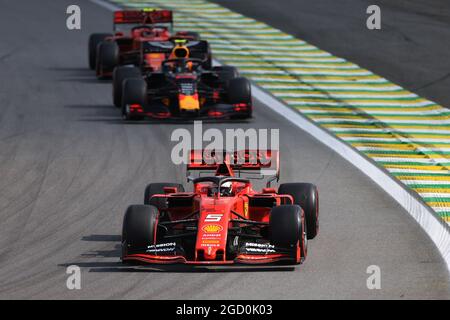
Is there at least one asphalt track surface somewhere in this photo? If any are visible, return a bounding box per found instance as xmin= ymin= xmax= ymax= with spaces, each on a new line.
xmin=0 ymin=0 xmax=448 ymax=299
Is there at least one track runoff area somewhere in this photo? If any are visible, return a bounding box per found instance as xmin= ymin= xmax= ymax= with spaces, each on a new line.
xmin=103 ymin=0 xmax=450 ymax=270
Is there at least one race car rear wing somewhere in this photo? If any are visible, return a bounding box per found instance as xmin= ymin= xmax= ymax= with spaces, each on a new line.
xmin=113 ymin=9 xmax=173 ymax=25
xmin=141 ymin=40 xmax=209 ymax=61
xmin=187 ymin=149 xmax=280 ymax=186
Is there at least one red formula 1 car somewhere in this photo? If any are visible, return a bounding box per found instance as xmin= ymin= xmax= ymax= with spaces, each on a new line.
xmin=121 ymin=150 xmax=319 ymax=266
xmin=88 ymin=9 xmax=209 ymax=79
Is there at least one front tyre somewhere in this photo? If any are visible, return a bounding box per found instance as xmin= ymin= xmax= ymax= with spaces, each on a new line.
xmin=269 ymin=205 xmax=306 ymax=264
xmin=122 ymin=205 xmax=159 ymax=260
xmin=227 ymin=77 xmax=252 ymax=119
xmin=96 ymin=41 xmax=119 ymax=79
xmin=122 ymin=78 xmax=147 ymax=120
xmin=113 ymin=66 xmax=141 ymax=108
xmin=278 ymin=183 xmax=319 ymax=239
xmin=88 ymin=33 xmax=112 ymax=70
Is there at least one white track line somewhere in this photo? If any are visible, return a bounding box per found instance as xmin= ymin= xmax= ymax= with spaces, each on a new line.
xmin=90 ymin=0 xmax=450 ymax=274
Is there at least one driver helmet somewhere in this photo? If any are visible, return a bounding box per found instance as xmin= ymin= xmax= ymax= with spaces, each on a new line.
xmin=132 ymin=26 xmax=152 ymax=38
xmin=172 ymin=46 xmax=189 ymax=59
xmin=220 ymin=181 xmax=233 ymax=196
xmin=168 ymin=45 xmax=193 ymax=72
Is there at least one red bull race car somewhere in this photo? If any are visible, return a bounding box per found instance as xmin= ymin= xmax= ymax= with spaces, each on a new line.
xmin=88 ymin=9 xmax=210 ymax=79
xmin=112 ymin=39 xmax=212 ymax=108
xmin=116 ymin=46 xmax=252 ymax=120
xmin=121 ymin=150 xmax=319 ymax=266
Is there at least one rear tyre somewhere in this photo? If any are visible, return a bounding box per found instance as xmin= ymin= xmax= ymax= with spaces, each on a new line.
xmin=88 ymin=33 xmax=112 ymax=70
xmin=96 ymin=41 xmax=119 ymax=78
xmin=113 ymin=66 xmax=141 ymax=108
xmin=228 ymin=78 xmax=251 ymax=104
xmin=202 ymin=43 xmax=212 ymax=70
xmin=122 ymin=205 xmax=159 ymax=259
xmin=184 ymin=31 xmax=201 ymax=40
xmin=269 ymin=205 xmax=306 ymax=264
xmin=278 ymin=183 xmax=319 ymax=239
xmin=122 ymin=78 xmax=147 ymax=120
xmin=213 ymin=66 xmax=239 ymax=84
xmin=144 ymin=183 xmax=185 ymax=205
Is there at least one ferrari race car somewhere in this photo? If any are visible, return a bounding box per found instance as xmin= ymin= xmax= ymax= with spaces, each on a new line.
xmin=121 ymin=150 xmax=319 ymax=266
xmin=88 ymin=9 xmax=211 ymax=79
xmin=115 ymin=53 xmax=253 ymax=120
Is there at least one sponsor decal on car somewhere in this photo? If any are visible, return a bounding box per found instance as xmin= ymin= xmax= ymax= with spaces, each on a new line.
xmin=202 ymin=239 xmax=220 ymax=244
xmin=205 ymin=213 xmax=223 ymax=222
xmin=146 ymin=242 xmax=177 ymax=254
xmin=242 ymin=242 xmax=276 ymax=254
xmin=245 ymin=248 xmax=276 ymax=253
xmin=201 ymin=239 xmax=220 ymax=247
xmin=202 ymin=233 xmax=221 ymax=239
xmin=202 ymin=224 xmax=223 ymax=233
xmin=245 ymin=242 xmax=275 ymax=249
xmin=202 ymin=233 xmax=221 ymax=238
